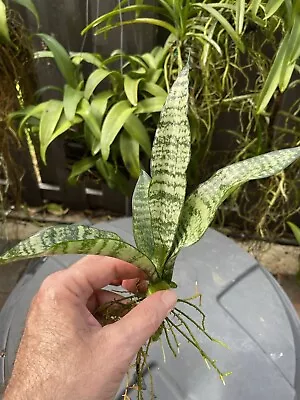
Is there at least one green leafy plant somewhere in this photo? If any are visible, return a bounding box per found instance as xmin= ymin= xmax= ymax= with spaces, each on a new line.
xmin=9 ymin=33 xmax=169 ymax=194
xmin=256 ymin=0 xmax=300 ymax=112
xmin=0 ymin=0 xmax=38 ymax=221
xmin=85 ymin=0 xmax=300 ymax=113
xmin=0 ymin=0 xmax=39 ymax=44
xmin=85 ymin=0 xmax=300 ymax=240
xmin=287 ymin=222 xmax=300 ymax=245
xmin=2 ymin=67 xmax=300 ymax=397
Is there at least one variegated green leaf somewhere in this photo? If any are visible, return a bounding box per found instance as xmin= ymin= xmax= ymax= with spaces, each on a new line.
xmin=149 ymin=66 xmax=190 ymax=267
xmin=173 ymin=147 xmax=300 ymax=254
xmin=132 ymin=170 xmax=154 ymax=259
xmin=162 ymin=254 xmax=177 ymax=283
xmin=0 ymin=225 xmax=159 ymax=281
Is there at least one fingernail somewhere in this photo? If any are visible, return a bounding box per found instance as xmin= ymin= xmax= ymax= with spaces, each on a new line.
xmin=161 ymin=290 xmax=177 ymax=312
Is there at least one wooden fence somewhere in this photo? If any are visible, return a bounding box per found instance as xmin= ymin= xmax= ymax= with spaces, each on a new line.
xmin=15 ymin=0 xmax=157 ymax=213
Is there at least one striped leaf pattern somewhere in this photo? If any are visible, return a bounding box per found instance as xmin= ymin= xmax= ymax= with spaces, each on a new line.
xmin=3 ymin=63 xmax=300 ymax=287
xmin=132 ymin=170 xmax=154 ymax=259
xmin=173 ymin=147 xmax=300 ymax=253
xmin=149 ymin=66 xmax=190 ymax=266
xmin=0 ymin=225 xmax=159 ymax=281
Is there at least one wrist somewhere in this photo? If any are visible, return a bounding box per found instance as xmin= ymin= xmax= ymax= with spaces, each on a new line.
xmin=4 ymin=375 xmax=57 ymax=400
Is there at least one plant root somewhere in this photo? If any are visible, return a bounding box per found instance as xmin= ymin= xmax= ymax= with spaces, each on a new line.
xmin=94 ymin=291 xmax=231 ymax=399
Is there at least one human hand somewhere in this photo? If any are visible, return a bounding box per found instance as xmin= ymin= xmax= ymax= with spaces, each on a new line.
xmin=4 ymin=255 xmax=177 ymax=400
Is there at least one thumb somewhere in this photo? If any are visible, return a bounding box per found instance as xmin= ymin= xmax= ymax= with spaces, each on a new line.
xmin=111 ymin=290 xmax=177 ymax=355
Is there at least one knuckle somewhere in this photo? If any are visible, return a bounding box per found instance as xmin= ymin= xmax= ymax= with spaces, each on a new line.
xmin=37 ymin=271 xmax=65 ymax=302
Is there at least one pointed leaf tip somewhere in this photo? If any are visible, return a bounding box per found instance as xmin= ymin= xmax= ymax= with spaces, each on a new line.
xmin=174 ymin=146 xmax=300 ymax=253
xmin=0 ymin=224 xmax=159 ymax=281
xmin=287 ymin=222 xmax=300 ymax=245
xmin=132 ymin=170 xmax=154 ymax=259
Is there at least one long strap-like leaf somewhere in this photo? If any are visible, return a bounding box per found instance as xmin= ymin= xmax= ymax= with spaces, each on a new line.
xmin=0 ymin=225 xmax=159 ymax=281
xmin=132 ymin=170 xmax=154 ymax=259
xmin=149 ymin=65 xmax=190 ymax=266
xmin=173 ymin=147 xmax=300 ymax=253
xmin=37 ymin=34 xmax=79 ymax=89
xmin=39 ymin=100 xmax=63 ymax=163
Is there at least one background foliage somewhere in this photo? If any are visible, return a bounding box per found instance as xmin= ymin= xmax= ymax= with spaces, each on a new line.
xmin=0 ymin=0 xmax=38 ymax=230
xmin=85 ymin=0 xmax=300 ymax=238
xmin=10 ymin=33 xmax=171 ymax=195
xmin=2 ymin=0 xmax=300 ymax=240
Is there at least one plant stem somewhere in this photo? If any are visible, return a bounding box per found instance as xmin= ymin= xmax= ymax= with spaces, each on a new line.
xmin=147 ymin=280 xmax=171 ymax=295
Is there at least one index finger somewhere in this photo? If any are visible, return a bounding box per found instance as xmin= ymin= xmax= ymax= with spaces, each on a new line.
xmin=62 ymin=255 xmax=146 ymax=302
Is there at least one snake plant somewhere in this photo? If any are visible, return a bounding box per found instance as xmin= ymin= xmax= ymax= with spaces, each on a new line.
xmin=1 ymin=65 xmax=300 ymax=393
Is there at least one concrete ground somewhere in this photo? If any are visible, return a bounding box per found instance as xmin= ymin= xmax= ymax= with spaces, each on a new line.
xmin=0 ymin=216 xmax=299 ymax=316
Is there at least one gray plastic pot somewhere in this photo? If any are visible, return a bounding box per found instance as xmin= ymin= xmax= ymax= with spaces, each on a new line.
xmin=0 ymin=218 xmax=299 ymax=399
